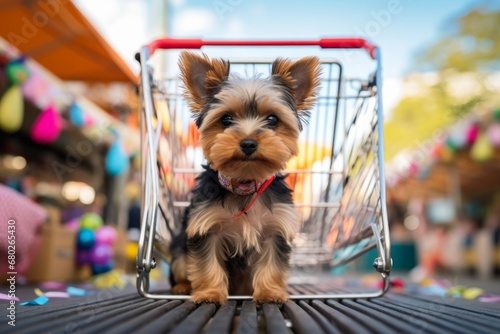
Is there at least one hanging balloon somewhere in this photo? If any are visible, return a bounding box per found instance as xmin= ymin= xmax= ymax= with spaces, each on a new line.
xmin=30 ymin=104 xmax=63 ymax=144
xmin=446 ymin=124 xmax=468 ymax=151
xmin=470 ymin=133 xmax=494 ymax=162
xmin=80 ymin=213 xmax=104 ymax=230
xmin=95 ymin=226 xmax=117 ymax=246
xmin=69 ymin=102 xmax=85 ymax=127
xmin=105 ymin=139 xmax=130 ymax=176
xmin=6 ymin=58 xmax=30 ymax=85
xmin=445 ymin=137 xmax=459 ymax=152
xmin=430 ymin=142 xmax=444 ymax=160
xmin=493 ymin=108 xmax=500 ymax=122
xmin=0 ymin=85 xmax=23 ymax=133
xmin=466 ymin=123 xmax=480 ymax=145
xmin=77 ymin=229 xmax=96 ymax=250
xmin=487 ymin=123 xmax=500 ymax=147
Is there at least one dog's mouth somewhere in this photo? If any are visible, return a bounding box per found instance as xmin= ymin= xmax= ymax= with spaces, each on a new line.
xmin=236 ymin=179 xmax=253 ymax=184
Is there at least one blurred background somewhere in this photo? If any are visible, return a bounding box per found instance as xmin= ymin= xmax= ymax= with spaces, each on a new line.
xmin=0 ymin=0 xmax=499 ymax=285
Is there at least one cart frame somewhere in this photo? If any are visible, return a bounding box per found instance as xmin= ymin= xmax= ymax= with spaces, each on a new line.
xmin=136 ymin=37 xmax=392 ymax=300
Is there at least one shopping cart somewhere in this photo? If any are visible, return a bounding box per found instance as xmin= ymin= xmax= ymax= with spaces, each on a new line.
xmin=136 ymin=37 xmax=392 ymax=300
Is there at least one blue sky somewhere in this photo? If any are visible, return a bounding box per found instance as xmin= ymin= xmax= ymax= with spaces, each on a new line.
xmin=76 ymin=0 xmax=485 ymax=113
xmin=166 ymin=0 xmax=483 ymax=77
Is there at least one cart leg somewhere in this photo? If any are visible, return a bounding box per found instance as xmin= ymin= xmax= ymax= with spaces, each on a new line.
xmin=251 ymin=235 xmax=291 ymax=304
xmin=187 ymin=234 xmax=228 ymax=304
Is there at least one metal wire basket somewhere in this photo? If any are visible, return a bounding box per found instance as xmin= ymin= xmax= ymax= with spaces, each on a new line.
xmin=136 ymin=38 xmax=392 ymax=300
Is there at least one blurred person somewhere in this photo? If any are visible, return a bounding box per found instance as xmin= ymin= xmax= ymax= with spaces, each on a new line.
xmin=485 ymin=195 xmax=500 ymax=277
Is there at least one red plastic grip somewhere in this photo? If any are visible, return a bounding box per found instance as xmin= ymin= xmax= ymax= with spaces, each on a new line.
xmin=318 ymin=38 xmax=377 ymax=59
xmin=145 ymin=37 xmax=377 ymax=59
xmin=146 ymin=38 xmax=204 ymax=54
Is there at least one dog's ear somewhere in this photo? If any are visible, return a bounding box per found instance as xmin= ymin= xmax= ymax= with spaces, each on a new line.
xmin=272 ymin=56 xmax=322 ymax=111
xmin=178 ymin=51 xmax=230 ymax=112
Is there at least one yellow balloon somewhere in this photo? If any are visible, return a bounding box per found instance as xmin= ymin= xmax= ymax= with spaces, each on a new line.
xmin=126 ymin=242 xmax=139 ymax=260
xmin=471 ymin=133 xmax=494 ymax=162
xmin=0 ymin=85 xmax=23 ymax=133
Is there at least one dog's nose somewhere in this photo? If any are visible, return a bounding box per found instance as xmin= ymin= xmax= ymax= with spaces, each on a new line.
xmin=240 ymin=139 xmax=257 ymax=155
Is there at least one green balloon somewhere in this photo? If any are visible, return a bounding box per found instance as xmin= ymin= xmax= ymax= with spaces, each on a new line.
xmin=493 ymin=108 xmax=500 ymax=122
xmin=80 ymin=213 xmax=104 ymax=230
xmin=6 ymin=62 xmax=30 ymax=85
xmin=445 ymin=137 xmax=459 ymax=152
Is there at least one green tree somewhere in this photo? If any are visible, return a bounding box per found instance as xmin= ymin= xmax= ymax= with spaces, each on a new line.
xmin=417 ymin=4 xmax=500 ymax=72
xmin=384 ymin=2 xmax=500 ymax=160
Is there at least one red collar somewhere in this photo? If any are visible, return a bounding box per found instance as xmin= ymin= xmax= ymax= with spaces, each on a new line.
xmin=217 ymin=173 xmax=276 ymax=218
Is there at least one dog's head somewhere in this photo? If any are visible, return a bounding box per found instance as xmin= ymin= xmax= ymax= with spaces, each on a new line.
xmin=179 ymin=51 xmax=321 ymax=181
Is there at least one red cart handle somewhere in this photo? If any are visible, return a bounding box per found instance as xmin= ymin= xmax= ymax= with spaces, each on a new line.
xmin=144 ymin=37 xmax=378 ymax=60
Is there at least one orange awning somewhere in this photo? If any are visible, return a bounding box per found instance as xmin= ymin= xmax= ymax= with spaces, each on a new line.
xmin=0 ymin=0 xmax=137 ymax=83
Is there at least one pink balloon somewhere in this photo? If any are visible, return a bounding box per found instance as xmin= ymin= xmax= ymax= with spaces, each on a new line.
xmin=30 ymin=105 xmax=63 ymax=144
xmin=487 ymin=123 xmax=500 ymax=147
xmin=95 ymin=226 xmax=118 ymax=246
xmin=466 ymin=123 xmax=479 ymax=145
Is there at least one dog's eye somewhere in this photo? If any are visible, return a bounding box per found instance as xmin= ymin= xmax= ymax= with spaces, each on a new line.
xmin=221 ymin=115 xmax=234 ymax=127
xmin=266 ymin=115 xmax=279 ymax=127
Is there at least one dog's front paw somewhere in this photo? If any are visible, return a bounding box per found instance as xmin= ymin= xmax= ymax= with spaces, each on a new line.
xmin=191 ymin=288 xmax=228 ymax=304
xmin=171 ymin=281 xmax=192 ymax=295
xmin=253 ymin=288 xmax=289 ymax=305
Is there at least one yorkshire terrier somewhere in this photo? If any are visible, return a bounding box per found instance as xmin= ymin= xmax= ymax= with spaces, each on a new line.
xmin=169 ymin=51 xmax=321 ymax=304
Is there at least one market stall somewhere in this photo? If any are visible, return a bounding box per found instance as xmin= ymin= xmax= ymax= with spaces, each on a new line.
xmin=386 ymin=108 xmax=500 ymax=279
xmin=0 ymin=33 xmax=139 ymax=282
